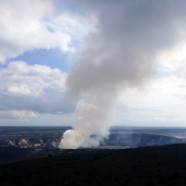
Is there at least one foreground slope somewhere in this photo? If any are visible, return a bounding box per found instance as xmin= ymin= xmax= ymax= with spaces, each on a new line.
xmin=0 ymin=144 xmax=186 ymax=186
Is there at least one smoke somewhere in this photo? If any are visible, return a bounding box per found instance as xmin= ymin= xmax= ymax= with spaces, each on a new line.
xmin=59 ymin=0 xmax=186 ymax=149
xmin=59 ymin=88 xmax=116 ymax=149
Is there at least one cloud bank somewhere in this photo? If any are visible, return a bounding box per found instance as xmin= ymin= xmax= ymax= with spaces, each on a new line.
xmin=0 ymin=0 xmax=93 ymax=63
xmin=0 ymin=61 xmax=75 ymax=120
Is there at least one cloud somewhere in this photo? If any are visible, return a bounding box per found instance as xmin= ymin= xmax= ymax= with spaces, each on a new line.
xmin=119 ymin=75 xmax=186 ymax=109
xmin=0 ymin=110 xmax=37 ymax=120
xmin=0 ymin=0 xmax=93 ymax=63
xmin=45 ymin=12 xmax=97 ymax=46
xmin=0 ymin=61 xmax=75 ymax=119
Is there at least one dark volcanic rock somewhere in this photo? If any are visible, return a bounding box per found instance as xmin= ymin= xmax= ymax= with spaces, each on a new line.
xmin=0 ymin=144 xmax=186 ymax=186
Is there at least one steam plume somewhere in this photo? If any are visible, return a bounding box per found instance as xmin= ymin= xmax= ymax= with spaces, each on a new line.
xmin=59 ymin=0 xmax=186 ymax=149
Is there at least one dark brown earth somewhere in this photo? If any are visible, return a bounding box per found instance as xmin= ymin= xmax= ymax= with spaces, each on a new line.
xmin=0 ymin=144 xmax=186 ymax=186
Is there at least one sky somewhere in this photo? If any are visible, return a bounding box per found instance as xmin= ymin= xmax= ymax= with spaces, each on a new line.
xmin=1 ymin=0 xmax=186 ymax=127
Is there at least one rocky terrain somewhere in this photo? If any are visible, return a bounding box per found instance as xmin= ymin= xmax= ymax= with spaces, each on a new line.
xmin=0 ymin=144 xmax=186 ymax=186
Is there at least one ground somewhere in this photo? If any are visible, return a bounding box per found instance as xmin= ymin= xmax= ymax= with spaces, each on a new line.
xmin=0 ymin=144 xmax=186 ymax=186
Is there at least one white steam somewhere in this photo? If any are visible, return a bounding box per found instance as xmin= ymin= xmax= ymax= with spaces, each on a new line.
xmin=59 ymin=90 xmax=116 ymax=149
xmin=59 ymin=0 xmax=186 ymax=149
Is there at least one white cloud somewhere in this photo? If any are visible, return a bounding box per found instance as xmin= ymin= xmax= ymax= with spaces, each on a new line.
xmin=0 ymin=0 xmax=94 ymax=63
xmin=1 ymin=61 xmax=66 ymax=95
xmin=0 ymin=61 xmax=75 ymax=120
xmin=46 ymin=12 xmax=97 ymax=45
xmin=115 ymin=42 xmax=186 ymax=127
xmin=118 ymin=74 xmax=186 ymax=126
xmin=0 ymin=110 xmax=37 ymax=120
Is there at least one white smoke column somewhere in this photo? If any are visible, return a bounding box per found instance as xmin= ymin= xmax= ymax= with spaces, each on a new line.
xmin=59 ymin=34 xmax=153 ymax=149
xmin=59 ymin=92 xmax=116 ymax=149
xmin=59 ymin=0 xmax=186 ymax=149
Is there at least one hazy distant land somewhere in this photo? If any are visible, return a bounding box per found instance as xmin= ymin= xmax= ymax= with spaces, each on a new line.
xmin=0 ymin=126 xmax=186 ymax=164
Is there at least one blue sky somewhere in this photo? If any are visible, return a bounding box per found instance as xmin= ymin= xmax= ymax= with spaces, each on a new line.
xmin=1 ymin=0 xmax=186 ymax=128
xmin=14 ymin=48 xmax=72 ymax=72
